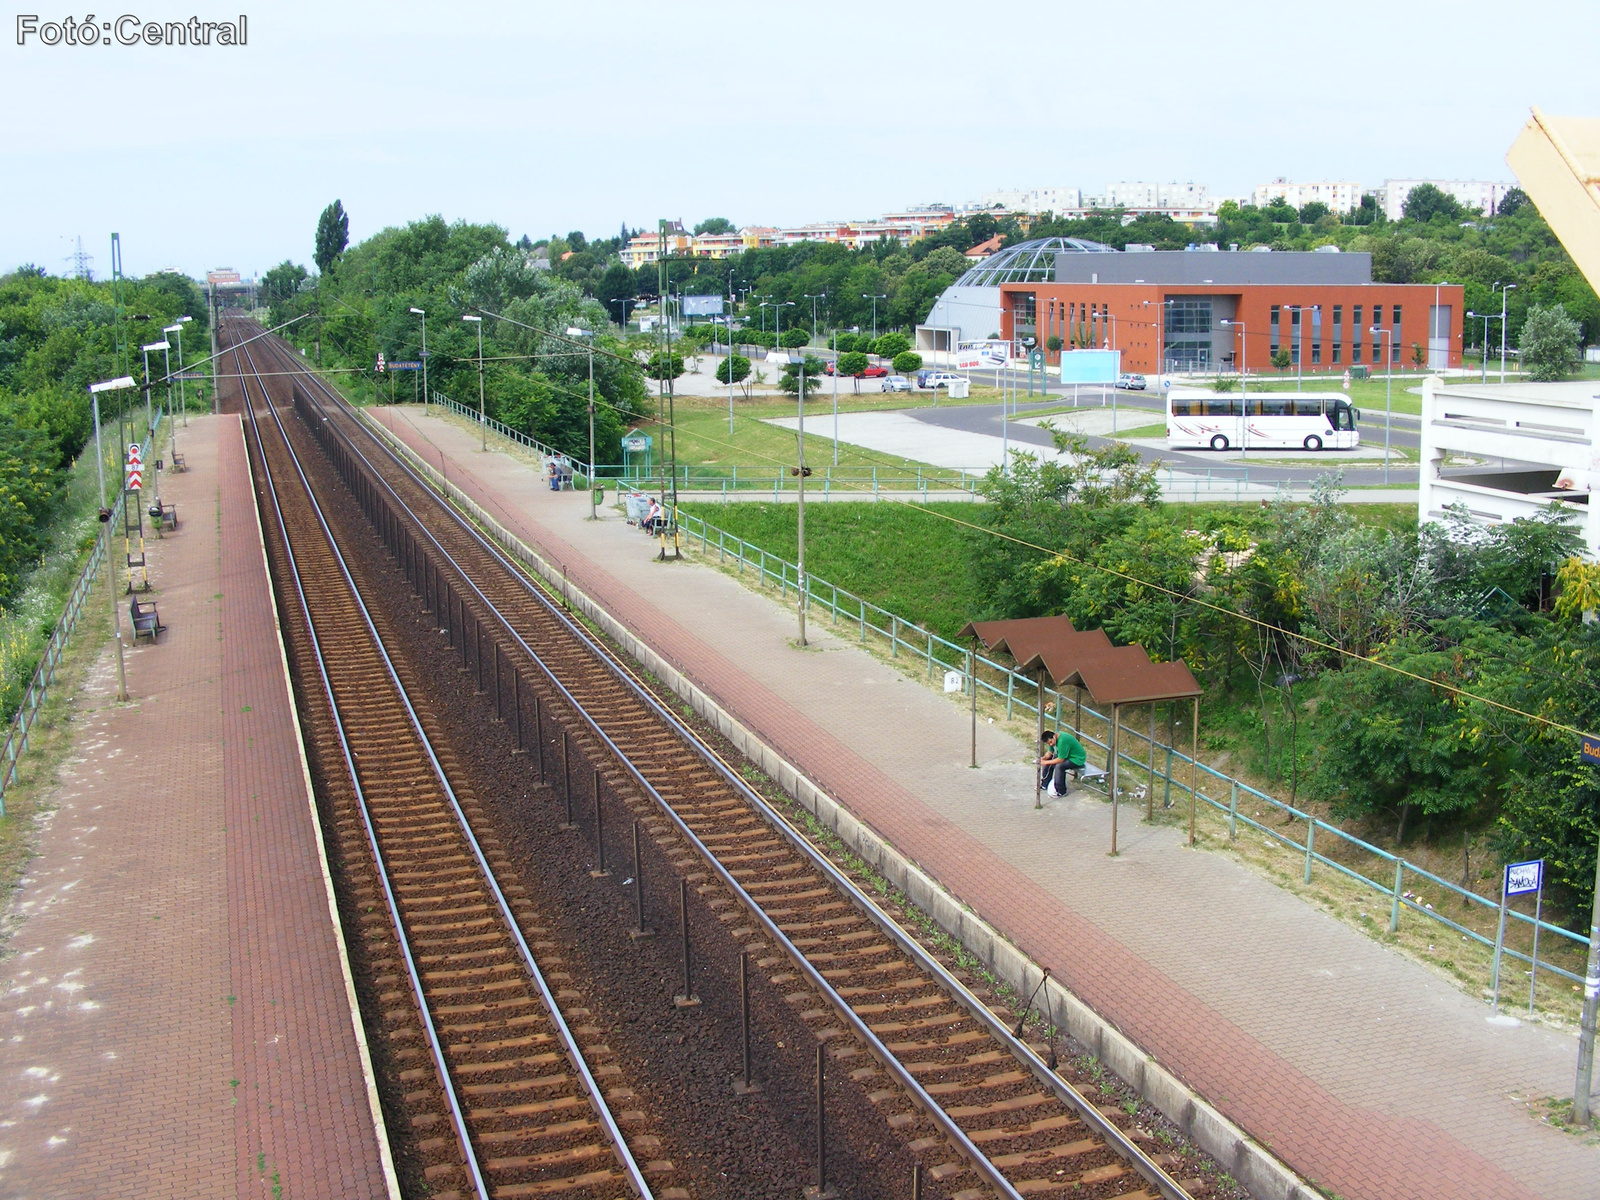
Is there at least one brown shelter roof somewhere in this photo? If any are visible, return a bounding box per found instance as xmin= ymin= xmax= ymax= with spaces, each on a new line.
xmin=960 ymin=615 xmax=1201 ymax=706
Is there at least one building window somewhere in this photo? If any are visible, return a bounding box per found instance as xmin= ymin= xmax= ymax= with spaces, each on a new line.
xmin=1353 ymin=340 xmax=1362 ymax=363
xmin=1333 ymin=341 xmax=1342 ymax=363
xmin=1391 ymin=305 xmax=1402 ymax=362
xmin=1164 ymin=297 xmax=1214 ymax=371
xmin=1270 ymin=304 xmax=1280 ymax=352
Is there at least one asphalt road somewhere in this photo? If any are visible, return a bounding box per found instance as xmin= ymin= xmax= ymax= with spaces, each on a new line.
xmin=906 ymin=391 xmax=1421 ymax=487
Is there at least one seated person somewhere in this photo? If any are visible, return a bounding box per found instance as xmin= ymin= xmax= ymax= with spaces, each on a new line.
xmin=1039 ymin=729 xmax=1089 ymax=796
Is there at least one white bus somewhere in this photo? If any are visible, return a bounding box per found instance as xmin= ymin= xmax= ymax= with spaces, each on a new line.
xmin=1167 ymin=388 xmax=1360 ymax=452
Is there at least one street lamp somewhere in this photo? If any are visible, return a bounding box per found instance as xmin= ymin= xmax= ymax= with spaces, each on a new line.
xmin=409 ymin=307 xmax=428 ymax=406
xmin=139 ymin=339 xmax=169 ymax=440
xmin=566 ymin=326 xmax=598 ymax=519
xmin=862 ymin=293 xmax=887 ymax=342
xmin=1281 ymin=304 xmax=1320 ymax=391
xmin=1219 ymin=320 xmax=1248 ymax=457
xmin=609 ymin=296 xmax=633 ymax=331
xmin=1370 ymin=325 xmax=1395 ymax=481
xmin=88 ymin=375 xmax=136 ymax=702
xmin=1466 ymin=311 xmax=1500 ymax=382
xmin=1493 ymin=282 xmax=1517 ymax=382
xmin=803 ymin=292 xmax=827 ymax=348
xmin=1140 ymin=298 xmax=1176 ymax=379
xmin=462 ymin=315 xmax=486 ymax=450
xmin=166 ymin=316 xmax=192 ymax=427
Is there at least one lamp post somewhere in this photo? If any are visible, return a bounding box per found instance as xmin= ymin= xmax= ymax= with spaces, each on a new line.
xmin=409 ymin=307 xmax=428 ymax=406
xmin=1466 ymin=311 xmax=1499 ymax=382
xmin=566 ymin=326 xmax=598 ymax=519
xmin=1281 ymin=304 xmax=1320 ymax=391
xmin=156 ymin=330 xmax=179 ymax=473
xmin=723 ymin=314 xmax=738 ymax=435
xmin=862 ymin=293 xmax=887 ymax=342
xmin=1371 ymin=325 xmax=1394 ymax=482
xmin=139 ymin=339 xmax=169 ymax=448
xmin=610 ymin=296 xmax=633 ymax=331
xmin=462 ymin=314 xmax=486 ymax=450
xmin=1220 ymin=319 xmax=1248 ymax=457
xmin=796 ymin=355 xmax=809 ymax=648
xmin=1140 ymin=298 xmax=1175 ymax=380
xmin=169 ymin=315 xmax=192 ymax=426
xmin=1494 ymin=282 xmax=1517 ymax=382
xmin=89 ymin=376 xmax=135 ymax=702
xmin=803 ymin=292 xmax=826 ymax=348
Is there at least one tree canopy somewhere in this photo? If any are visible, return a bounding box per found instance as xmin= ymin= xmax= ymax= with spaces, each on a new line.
xmin=314 ymin=200 xmax=350 ymax=276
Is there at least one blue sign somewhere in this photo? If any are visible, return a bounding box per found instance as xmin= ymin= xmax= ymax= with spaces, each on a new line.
xmin=1059 ymin=349 xmax=1121 ymax=384
xmin=388 ymin=361 xmax=422 ymax=371
xmin=1581 ymin=735 xmax=1600 ymax=766
xmin=1505 ymin=859 xmax=1543 ymax=896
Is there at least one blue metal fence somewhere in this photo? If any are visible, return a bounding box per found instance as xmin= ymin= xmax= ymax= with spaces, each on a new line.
xmin=669 ymin=505 xmax=1588 ymax=990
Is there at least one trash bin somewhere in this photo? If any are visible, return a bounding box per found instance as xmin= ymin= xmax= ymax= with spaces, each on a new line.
xmin=948 ymin=378 xmax=971 ymax=399
xmin=624 ymin=493 xmax=648 ymax=524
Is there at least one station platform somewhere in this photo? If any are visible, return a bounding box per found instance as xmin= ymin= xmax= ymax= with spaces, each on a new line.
xmin=370 ymin=403 xmax=1597 ymax=1200
xmin=0 ymin=416 xmax=395 ymax=1198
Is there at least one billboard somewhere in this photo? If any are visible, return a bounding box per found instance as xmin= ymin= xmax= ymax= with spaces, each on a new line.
xmin=954 ymin=340 xmax=1012 ymax=370
xmin=682 ymin=294 xmax=725 ymax=316
xmin=207 ymin=269 xmax=241 ymax=285
xmin=1060 ymin=349 xmax=1121 ymax=383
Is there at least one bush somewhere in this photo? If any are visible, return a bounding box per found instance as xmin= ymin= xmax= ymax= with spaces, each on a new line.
xmin=831 ymin=332 xmax=860 ymax=354
xmin=1045 ymin=335 xmax=1063 ymax=353
xmin=744 ymin=329 xmax=777 ymax=349
xmin=872 ymin=332 xmax=911 ymax=359
xmin=892 ymin=350 xmax=923 ymax=374
xmin=646 ymin=350 xmax=685 ymax=381
xmin=779 ymin=327 xmax=810 ymax=348
xmin=1519 ymin=303 xmax=1581 ymax=382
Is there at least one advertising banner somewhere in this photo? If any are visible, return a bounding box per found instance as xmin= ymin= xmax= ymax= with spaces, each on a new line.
xmin=682 ymin=295 xmax=725 ymax=316
xmin=954 ymin=340 xmax=1012 ymax=370
xmin=1060 ymin=349 xmax=1121 ymax=383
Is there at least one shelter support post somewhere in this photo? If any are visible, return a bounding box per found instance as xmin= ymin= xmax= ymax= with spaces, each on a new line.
xmin=1189 ymin=698 xmax=1200 ymax=846
xmin=1035 ymin=670 xmax=1045 ymax=810
xmin=969 ymin=643 xmax=977 ymax=769
xmin=1109 ymin=704 xmax=1120 ymax=856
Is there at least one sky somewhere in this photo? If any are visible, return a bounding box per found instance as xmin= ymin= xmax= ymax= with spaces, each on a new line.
xmin=2 ymin=0 xmax=1596 ymax=280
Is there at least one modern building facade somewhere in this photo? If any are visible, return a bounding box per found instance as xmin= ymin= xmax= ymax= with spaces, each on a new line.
xmin=918 ymin=239 xmax=1464 ymax=373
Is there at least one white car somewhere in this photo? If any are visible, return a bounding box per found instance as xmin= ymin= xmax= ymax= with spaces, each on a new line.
xmin=920 ymin=372 xmax=964 ymax=390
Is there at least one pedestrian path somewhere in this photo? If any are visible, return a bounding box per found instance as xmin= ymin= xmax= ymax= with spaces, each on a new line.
xmin=0 ymin=416 xmax=395 ymax=1199
xmin=372 ymin=404 xmax=1597 ymax=1200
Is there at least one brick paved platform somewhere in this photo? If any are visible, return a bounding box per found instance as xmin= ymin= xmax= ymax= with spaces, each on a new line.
xmin=0 ymin=416 xmax=395 ymax=1199
xmin=373 ymin=404 xmax=1600 ymax=1200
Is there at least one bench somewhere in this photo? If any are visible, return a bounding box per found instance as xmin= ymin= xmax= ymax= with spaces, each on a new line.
xmin=170 ymin=452 xmax=187 ymax=472
xmin=1073 ymin=761 xmax=1109 ymax=789
xmin=157 ymin=502 xmax=177 ymax=531
xmin=129 ymin=596 xmax=164 ymax=644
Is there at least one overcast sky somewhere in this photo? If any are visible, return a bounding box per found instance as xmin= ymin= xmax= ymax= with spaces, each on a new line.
xmin=3 ymin=0 xmax=1595 ymax=280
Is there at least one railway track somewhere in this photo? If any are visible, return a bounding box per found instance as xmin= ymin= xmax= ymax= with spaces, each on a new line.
xmin=227 ymin=325 xmax=667 ymax=1200
xmin=235 ymin=319 xmax=1202 ymax=1200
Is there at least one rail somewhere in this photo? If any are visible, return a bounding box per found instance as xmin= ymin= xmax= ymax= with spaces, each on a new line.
xmin=241 ymin=331 xmax=655 ymax=1200
xmin=0 ymin=408 xmax=163 ymax=815
xmin=296 ymin=355 xmax=1192 ymax=1200
xmin=668 ymin=506 xmax=1588 ymax=993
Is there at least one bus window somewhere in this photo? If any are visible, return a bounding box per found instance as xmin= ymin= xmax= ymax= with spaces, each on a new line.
xmin=1331 ymin=403 xmax=1355 ymax=431
xmin=1260 ymin=397 xmax=1292 ymax=417
xmin=1170 ymin=396 xmax=1196 ymax=416
xmin=1204 ymin=398 xmax=1240 ymax=417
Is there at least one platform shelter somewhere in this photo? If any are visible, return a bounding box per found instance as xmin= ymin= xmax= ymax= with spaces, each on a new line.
xmin=960 ymin=615 xmax=1202 ymax=853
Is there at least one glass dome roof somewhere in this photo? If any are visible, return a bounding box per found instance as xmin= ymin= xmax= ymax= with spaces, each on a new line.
xmin=954 ymin=236 xmax=1116 ymax=287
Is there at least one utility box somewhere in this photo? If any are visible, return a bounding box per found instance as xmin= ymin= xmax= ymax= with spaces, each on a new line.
xmin=948 ymin=378 xmax=971 ymax=398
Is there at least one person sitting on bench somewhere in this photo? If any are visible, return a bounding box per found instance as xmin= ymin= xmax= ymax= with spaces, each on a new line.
xmin=1039 ymin=729 xmax=1089 ymax=796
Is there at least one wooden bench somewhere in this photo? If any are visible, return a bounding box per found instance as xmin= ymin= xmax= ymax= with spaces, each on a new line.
xmin=156 ymin=502 xmax=177 ymax=531
xmin=130 ymin=596 xmax=164 ymax=644
xmin=169 ymin=452 xmax=187 ymax=472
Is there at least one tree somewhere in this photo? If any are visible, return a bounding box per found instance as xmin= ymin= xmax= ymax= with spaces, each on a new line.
xmin=836 ymin=351 xmax=870 ymax=392
xmin=892 ymin=350 xmax=923 ymax=375
xmin=715 ymin=354 xmax=751 ymax=386
xmin=779 ymin=327 xmax=810 ymax=349
xmin=314 ymin=200 xmax=350 ymax=276
xmin=262 ymin=260 xmax=308 ymax=305
xmin=646 ymin=350 xmax=685 ymax=381
xmin=832 ymin=332 xmax=860 ymax=354
xmin=1402 ymin=183 xmax=1463 ymax=223
xmin=694 ymin=218 xmax=735 ymax=236
xmin=1411 ymin=342 xmax=1426 ymax=371
xmin=1271 ymin=347 xmax=1292 ymax=372
xmin=1518 ymin=302 xmax=1581 ymax=381
xmin=1298 ymin=201 xmax=1332 ymax=223
xmin=1263 ymin=200 xmax=1299 ymax=223
xmin=1496 ymin=188 xmax=1528 ymax=217
xmin=780 ymin=354 xmax=826 ymax=399
xmin=872 ymin=332 xmax=911 ymax=359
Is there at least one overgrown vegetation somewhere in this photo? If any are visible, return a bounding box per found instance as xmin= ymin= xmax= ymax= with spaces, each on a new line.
xmin=687 ymin=431 xmax=1600 ymax=924
xmin=0 ymin=266 xmax=205 ymax=721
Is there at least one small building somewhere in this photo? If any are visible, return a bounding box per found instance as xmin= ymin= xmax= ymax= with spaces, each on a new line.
xmin=1418 ymin=377 xmax=1598 ymax=558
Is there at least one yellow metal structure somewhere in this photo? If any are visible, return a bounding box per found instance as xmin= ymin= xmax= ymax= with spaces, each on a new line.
xmin=1507 ymin=107 xmax=1600 ymax=294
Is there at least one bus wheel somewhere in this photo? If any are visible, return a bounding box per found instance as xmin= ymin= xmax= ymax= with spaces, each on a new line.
xmin=1209 ymin=434 xmax=1229 ymax=451
xmin=1303 ymin=434 xmax=1323 ymax=451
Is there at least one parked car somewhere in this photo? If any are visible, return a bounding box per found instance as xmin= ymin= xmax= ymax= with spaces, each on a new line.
xmin=862 ymin=364 xmax=889 ymax=378
xmin=882 ymin=375 xmax=912 ymax=393
xmin=919 ymin=371 xmax=965 ymax=390
xmin=1117 ymin=373 xmax=1148 ymax=391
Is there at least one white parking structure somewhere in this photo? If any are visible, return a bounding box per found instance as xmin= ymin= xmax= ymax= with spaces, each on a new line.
xmin=1418 ymin=376 xmax=1599 ymax=557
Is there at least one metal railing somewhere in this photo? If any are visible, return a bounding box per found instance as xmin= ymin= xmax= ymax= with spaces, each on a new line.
xmin=0 ymin=411 xmax=162 ymax=816
xmin=669 ymin=505 xmax=1588 ymax=993
xmin=430 ymin=393 xmax=594 ymax=482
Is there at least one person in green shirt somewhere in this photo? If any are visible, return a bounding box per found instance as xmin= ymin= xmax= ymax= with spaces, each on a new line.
xmin=1039 ymin=730 xmax=1088 ymax=796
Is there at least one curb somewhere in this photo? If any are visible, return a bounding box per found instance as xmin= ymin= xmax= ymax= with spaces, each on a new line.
xmin=361 ymin=409 xmax=1323 ymax=1200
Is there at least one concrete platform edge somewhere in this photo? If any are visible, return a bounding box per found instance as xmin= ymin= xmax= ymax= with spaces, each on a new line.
xmin=244 ymin=421 xmax=402 ymax=1200
xmin=361 ymin=410 xmax=1318 ymax=1200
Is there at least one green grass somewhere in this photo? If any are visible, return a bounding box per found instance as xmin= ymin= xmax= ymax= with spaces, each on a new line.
xmin=677 ymin=500 xmax=982 ymax=639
